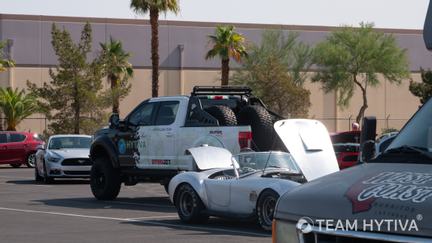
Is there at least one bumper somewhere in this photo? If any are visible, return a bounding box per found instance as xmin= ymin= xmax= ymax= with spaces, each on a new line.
xmin=45 ymin=161 xmax=91 ymax=178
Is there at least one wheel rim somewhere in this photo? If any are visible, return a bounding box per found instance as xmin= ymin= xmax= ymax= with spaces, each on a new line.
xmin=27 ymin=154 xmax=36 ymax=167
xmin=179 ymin=190 xmax=194 ymax=217
xmin=92 ymin=167 xmax=105 ymax=189
xmin=261 ymin=196 xmax=276 ymax=226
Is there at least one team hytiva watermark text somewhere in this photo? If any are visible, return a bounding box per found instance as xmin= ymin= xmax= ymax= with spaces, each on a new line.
xmin=297 ymin=215 xmax=422 ymax=234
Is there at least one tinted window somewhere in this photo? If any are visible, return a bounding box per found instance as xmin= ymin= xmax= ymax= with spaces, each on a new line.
xmin=49 ymin=137 xmax=92 ymax=149
xmin=0 ymin=134 xmax=6 ymax=143
xmin=10 ymin=133 xmax=26 ymax=142
xmin=128 ymin=102 xmax=156 ymax=126
xmin=155 ymin=101 xmax=179 ymax=125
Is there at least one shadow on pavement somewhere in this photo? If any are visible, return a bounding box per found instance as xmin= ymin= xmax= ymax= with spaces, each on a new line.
xmin=122 ymin=217 xmax=270 ymax=238
xmin=6 ymin=179 xmax=90 ymax=185
xmin=32 ymin=196 xmax=176 ymax=213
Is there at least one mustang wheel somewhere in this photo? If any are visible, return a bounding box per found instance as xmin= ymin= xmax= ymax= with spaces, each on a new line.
xmin=34 ymin=166 xmax=43 ymax=182
xmin=26 ymin=153 xmax=36 ymax=168
xmin=43 ymin=161 xmax=54 ymax=184
xmin=257 ymin=190 xmax=279 ymax=231
xmin=90 ymin=157 xmax=121 ymax=200
xmin=175 ymin=184 xmax=208 ymax=223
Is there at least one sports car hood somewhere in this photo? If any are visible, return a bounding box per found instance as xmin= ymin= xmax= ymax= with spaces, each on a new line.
xmin=275 ymin=163 xmax=432 ymax=236
xmin=49 ymin=149 xmax=90 ymax=159
xmin=274 ymin=119 xmax=339 ymax=181
xmin=187 ymin=146 xmax=236 ymax=170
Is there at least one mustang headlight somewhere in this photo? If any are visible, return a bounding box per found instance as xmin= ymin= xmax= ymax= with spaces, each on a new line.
xmin=47 ymin=155 xmax=61 ymax=163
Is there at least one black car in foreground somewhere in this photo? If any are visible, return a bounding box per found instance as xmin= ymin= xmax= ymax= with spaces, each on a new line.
xmin=272 ymin=97 xmax=432 ymax=242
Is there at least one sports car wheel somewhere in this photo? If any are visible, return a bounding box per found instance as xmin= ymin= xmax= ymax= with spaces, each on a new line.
xmin=34 ymin=166 xmax=43 ymax=182
xmin=90 ymin=157 xmax=121 ymax=200
xmin=257 ymin=190 xmax=279 ymax=231
xmin=43 ymin=161 xmax=54 ymax=184
xmin=26 ymin=153 xmax=36 ymax=168
xmin=175 ymin=184 xmax=208 ymax=223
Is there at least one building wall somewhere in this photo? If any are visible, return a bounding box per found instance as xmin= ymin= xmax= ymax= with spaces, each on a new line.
xmin=3 ymin=66 xmax=420 ymax=134
xmin=0 ymin=14 xmax=428 ymax=134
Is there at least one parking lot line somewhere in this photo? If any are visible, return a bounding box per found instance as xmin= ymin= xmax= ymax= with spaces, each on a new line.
xmin=0 ymin=206 xmax=268 ymax=237
xmin=125 ymin=215 xmax=178 ymax=220
xmin=0 ymin=206 xmax=129 ymax=221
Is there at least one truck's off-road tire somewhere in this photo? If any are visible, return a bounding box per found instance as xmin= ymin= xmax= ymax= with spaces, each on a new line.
xmin=257 ymin=189 xmax=279 ymax=231
xmin=175 ymin=184 xmax=208 ymax=223
xmin=205 ymin=105 xmax=237 ymax=126
xmin=238 ymin=105 xmax=275 ymax=151
xmin=90 ymin=157 xmax=121 ymax=200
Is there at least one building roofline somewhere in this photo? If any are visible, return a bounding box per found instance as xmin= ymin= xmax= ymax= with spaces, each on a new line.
xmin=0 ymin=13 xmax=423 ymax=35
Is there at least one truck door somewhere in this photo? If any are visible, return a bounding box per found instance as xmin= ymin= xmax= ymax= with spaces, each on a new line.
xmin=141 ymin=101 xmax=179 ymax=169
xmin=119 ymin=101 xmax=157 ymax=167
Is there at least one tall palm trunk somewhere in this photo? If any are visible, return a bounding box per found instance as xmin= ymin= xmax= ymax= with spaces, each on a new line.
xmin=150 ymin=8 xmax=159 ymax=97
xmin=109 ymin=74 xmax=120 ymax=114
xmin=221 ymin=58 xmax=230 ymax=86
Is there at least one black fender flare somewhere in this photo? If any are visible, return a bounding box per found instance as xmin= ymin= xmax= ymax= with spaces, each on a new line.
xmin=90 ymin=135 xmax=119 ymax=168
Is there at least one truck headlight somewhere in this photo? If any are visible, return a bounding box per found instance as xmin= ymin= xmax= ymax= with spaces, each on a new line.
xmin=272 ymin=220 xmax=299 ymax=243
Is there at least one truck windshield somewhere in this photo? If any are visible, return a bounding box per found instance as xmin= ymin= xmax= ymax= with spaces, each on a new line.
xmin=383 ymin=99 xmax=432 ymax=159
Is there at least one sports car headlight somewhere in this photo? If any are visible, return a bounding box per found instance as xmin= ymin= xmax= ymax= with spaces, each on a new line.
xmin=47 ymin=155 xmax=61 ymax=162
xmin=272 ymin=220 xmax=299 ymax=243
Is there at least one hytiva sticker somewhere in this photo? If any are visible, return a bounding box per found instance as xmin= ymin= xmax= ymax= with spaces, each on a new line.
xmin=345 ymin=172 xmax=432 ymax=213
xmin=118 ymin=139 xmax=126 ymax=154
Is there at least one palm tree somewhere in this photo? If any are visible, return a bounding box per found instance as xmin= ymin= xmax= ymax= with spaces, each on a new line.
xmin=100 ymin=37 xmax=134 ymax=114
xmin=206 ymin=25 xmax=247 ymax=86
xmin=0 ymin=40 xmax=15 ymax=72
xmin=0 ymin=87 xmax=39 ymax=131
xmin=130 ymin=0 xmax=180 ymax=97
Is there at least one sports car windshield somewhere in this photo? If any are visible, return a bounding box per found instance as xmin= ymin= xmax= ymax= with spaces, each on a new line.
xmin=380 ymin=99 xmax=432 ymax=162
xmin=49 ymin=137 xmax=91 ymax=150
xmin=233 ymin=151 xmax=300 ymax=175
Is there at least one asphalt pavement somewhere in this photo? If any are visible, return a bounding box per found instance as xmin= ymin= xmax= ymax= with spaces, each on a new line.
xmin=0 ymin=165 xmax=271 ymax=243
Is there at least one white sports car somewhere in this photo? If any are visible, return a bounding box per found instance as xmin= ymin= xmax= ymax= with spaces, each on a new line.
xmin=168 ymin=119 xmax=340 ymax=230
xmin=35 ymin=135 xmax=92 ymax=183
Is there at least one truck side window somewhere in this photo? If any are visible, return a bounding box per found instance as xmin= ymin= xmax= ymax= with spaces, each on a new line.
xmin=155 ymin=101 xmax=179 ymax=125
xmin=128 ymin=103 xmax=156 ymax=126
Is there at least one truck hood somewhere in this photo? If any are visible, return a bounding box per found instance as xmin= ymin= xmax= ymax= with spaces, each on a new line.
xmin=275 ymin=163 xmax=432 ymax=236
xmin=187 ymin=146 xmax=237 ymax=170
xmin=274 ymin=119 xmax=339 ymax=181
xmin=48 ymin=149 xmax=90 ymax=159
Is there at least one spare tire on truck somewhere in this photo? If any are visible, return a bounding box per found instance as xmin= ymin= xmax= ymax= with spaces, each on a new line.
xmin=238 ymin=105 xmax=275 ymax=151
xmin=205 ymin=105 xmax=238 ymax=126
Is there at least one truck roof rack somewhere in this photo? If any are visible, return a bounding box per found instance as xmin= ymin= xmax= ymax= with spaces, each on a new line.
xmin=191 ymin=86 xmax=252 ymax=96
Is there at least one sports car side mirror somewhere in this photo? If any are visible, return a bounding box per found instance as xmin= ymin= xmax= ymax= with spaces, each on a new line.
xmin=109 ymin=113 xmax=120 ymax=129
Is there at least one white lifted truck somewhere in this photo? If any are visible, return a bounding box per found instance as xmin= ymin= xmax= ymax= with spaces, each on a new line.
xmin=89 ymin=86 xmax=283 ymax=200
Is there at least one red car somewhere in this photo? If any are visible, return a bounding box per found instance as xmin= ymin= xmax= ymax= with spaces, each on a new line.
xmin=330 ymin=131 xmax=360 ymax=169
xmin=0 ymin=131 xmax=44 ymax=168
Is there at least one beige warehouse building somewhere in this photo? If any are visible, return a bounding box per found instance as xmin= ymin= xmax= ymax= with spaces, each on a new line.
xmin=0 ymin=14 xmax=430 ymax=134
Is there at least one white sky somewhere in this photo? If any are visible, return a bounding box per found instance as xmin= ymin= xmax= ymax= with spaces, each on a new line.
xmin=1 ymin=0 xmax=430 ymax=29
